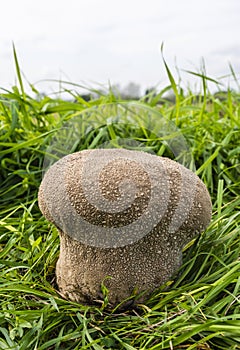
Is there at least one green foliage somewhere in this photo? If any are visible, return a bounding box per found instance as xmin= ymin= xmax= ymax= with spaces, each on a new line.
xmin=0 ymin=52 xmax=239 ymax=349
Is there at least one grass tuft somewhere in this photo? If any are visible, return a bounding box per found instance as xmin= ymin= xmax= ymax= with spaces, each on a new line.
xmin=0 ymin=56 xmax=239 ymax=349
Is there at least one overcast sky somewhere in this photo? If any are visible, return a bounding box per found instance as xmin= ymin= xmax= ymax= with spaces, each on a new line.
xmin=1 ymin=0 xmax=240 ymax=94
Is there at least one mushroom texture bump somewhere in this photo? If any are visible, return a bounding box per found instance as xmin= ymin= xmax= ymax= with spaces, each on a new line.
xmin=38 ymin=149 xmax=212 ymax=307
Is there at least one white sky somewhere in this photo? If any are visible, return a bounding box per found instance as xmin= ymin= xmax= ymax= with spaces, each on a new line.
xmin=1 ymin=0 xmax=240 ymax=94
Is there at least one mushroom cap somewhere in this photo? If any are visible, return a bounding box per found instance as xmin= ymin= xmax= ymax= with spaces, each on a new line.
xmin=38 ymin=149 xmax=212 ymax=249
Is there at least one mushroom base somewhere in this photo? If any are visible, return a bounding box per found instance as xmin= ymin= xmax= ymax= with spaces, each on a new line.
xmin=55 ymin=230 xmax=183 ymax=308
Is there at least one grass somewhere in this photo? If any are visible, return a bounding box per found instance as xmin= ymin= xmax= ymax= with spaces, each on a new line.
xmin=0 ymin=52 xmax=240 ymax=349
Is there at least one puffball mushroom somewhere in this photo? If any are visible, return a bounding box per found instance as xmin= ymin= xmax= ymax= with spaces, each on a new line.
xmin=38 ymin=149 xmax=212 ymax=307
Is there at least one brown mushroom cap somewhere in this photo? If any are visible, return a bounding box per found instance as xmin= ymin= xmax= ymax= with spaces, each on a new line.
xmin=38 ymin=149 xmax=212 ymax=306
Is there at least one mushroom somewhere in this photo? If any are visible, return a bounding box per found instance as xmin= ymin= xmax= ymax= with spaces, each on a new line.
xmin=38 ymin=149 xmax=212 ymax=307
